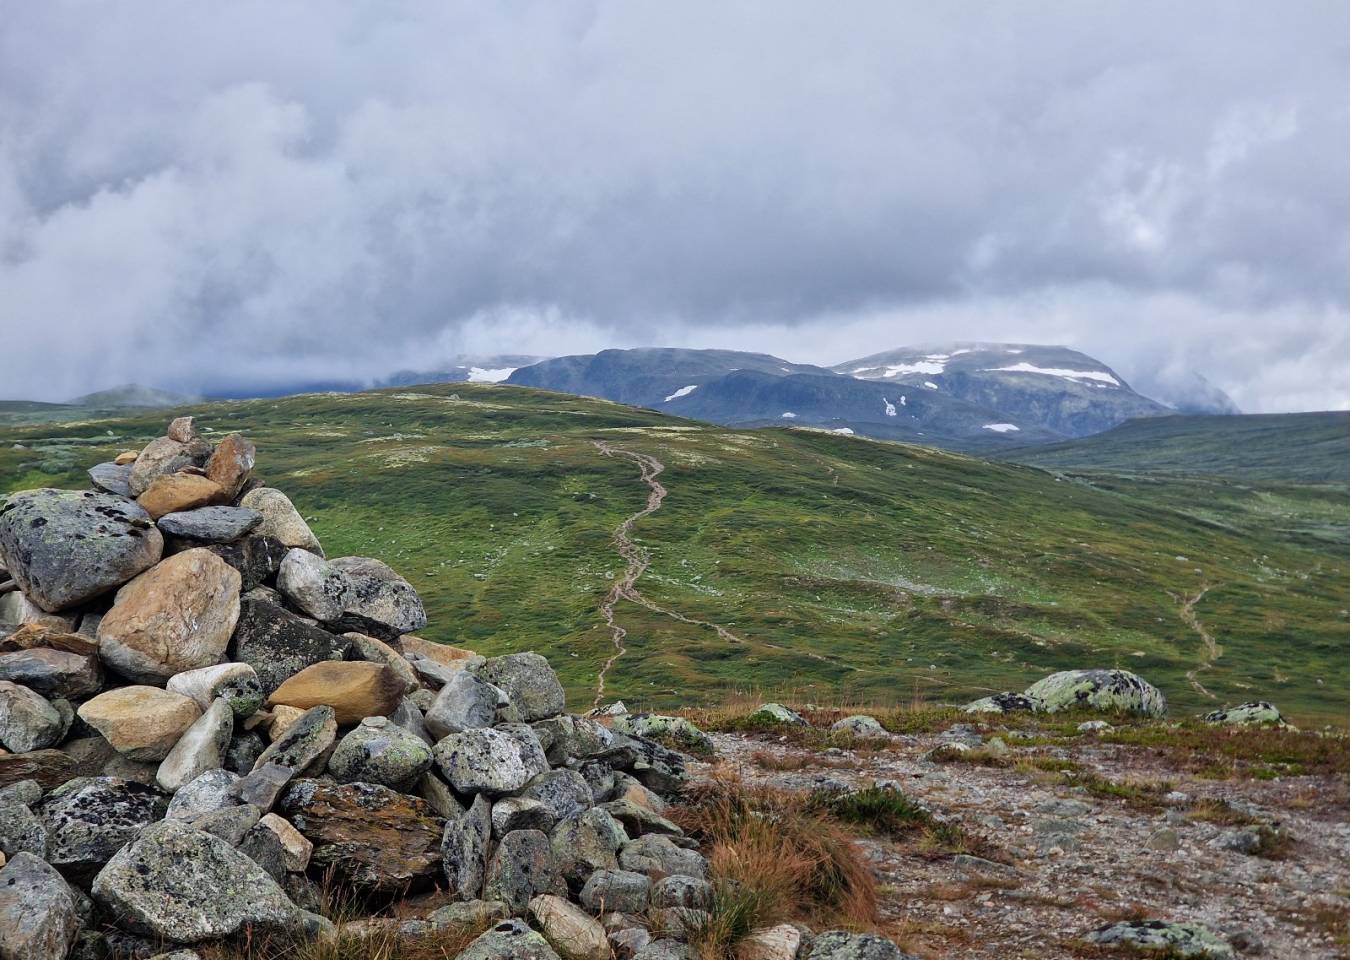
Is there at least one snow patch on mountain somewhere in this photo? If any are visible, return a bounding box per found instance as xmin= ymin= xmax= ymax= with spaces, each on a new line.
xmin=923 ymin=381 xmax=939 ymax=390
xmin=467 ymin=366 xmax=517 ymax=383
xmin=986 ymin=363 xmax=1120 ymax=386
xmin=883 ymin=398 xmax=897 ymax=416
xmin=781 ymin=411 xmax=797 ymax=419
xmin=664 ymin=384 xmax=699 ymax=402
xmin=982 ymin=423 xmax=1021 ymax=433
xmin=832 ymin=427 xmax=855 ymax=435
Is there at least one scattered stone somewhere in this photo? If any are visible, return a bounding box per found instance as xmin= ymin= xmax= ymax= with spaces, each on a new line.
xmin=77 ymin=686 xmax=202 ymax=761
xmin=276 ymin=779 xmax=444 ymax=892
xmin=0 ymin=642 xmax=103 ymax=700
xmin=457 ymin=918 xmax=562 ymax=960
xmin=739 ymin=924 xmax=804 ymax=960
xmin=166 ymin=663 xmax=264 ymax=718
xmin=748 ymin=703 xmax=806 ymax=725
xmin=188 ymin=804 xmax=261 ymax=845
xmin=0 ymin=490 xmax=163 ymax=612
xmin=807 ymin=930 xmax=916 ymax=959
xmin=1203 ymin=701 xmax=1286 ymax=727
xmin=428 ymin=900 xmax=509 ymax=928
xmin=961 ymin=692 xmax=1040 ymax=714
xmin=417 ymin=772 xmax=465 ymax=819
xmin=0 ymin=780 xmax=42 ymax=807
xmin=327 ymin=716 xmax=433 ymax=790
xmin=1145 ymin=827 xmax=1181 ymax=852
xmin=529 ymin=894 xmax=612 ymax=960
xmin=97 ymin=548 xmax=240 ymax=683
xmin=598 ymin=800 xmax=682 ymax=839
xmin=91 ymin=819 xmax=305 ymax=943
xmin=434 ymin=726 xmax=549 ymax=797
xmin=1078 ymin=720 xmax=1112 ymax=733
xmin=268 ymin=661 xmax=404 ymax=726
xmin=632 ymin=939 xmax=694 ymax=960
xmin=156 ymin=698 xmax=234 ymax=792
xmin=0 ymin=852 xmax=84 ymax=960
xmin=238 ymin=488 xmax=323 ymax=556
xmin=1024 ymin=669 xmax=1167 ymax=717
xmin=157 ymin=506 xmax=262 ymax=543
xmin=229 ymin=599 xmax=351 ymax=694
xmin=0 ymin=593 xmax=77 ymax=634
xmin=0 ymin=682 xmax=64 ymax=753
xmin=39 ymin=777 xmax=168 ymax=878
xmin=483 ymin=829 xmax=567 ymax=915
xmin=1088 ymin=920 xmax=1235 ymax=958
xmin=0 ymin=751 xmax=77 ymax=790
xmin=252 ymin=706 xmax=337 ymax=775
xmin=610 ymin=926 xmax=652 ymax=960
xmin=229 ymin=762 xmax=294 ymax=811
xmin=474 ymin=653 xmax=566 ymax=722
xmin=829 ymin=715 xmax=888 ymax=738
xmin=167 ymin=417 xmax=199 ymax=443
xmin=610 ymin=714 xmax=711 ymax=755
xmin=128 ymin=438 xmax=203 ymax=497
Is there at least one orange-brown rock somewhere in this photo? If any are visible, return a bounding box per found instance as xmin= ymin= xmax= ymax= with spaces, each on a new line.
xmin=97 ymin=548 xmax=241 ymax=683
xmin=399 ymin=635 xmax=478 ymax=669
xmin=136 ymin=473 xmax=226 ymax=521
xmin=268 ymin=661 xmax=404 ymax=725
xmin=206 ymin=433 xmax=257 ymax=499
xmin=0 ymin=749 xmax=77 ymax=789
xmin=114 ymin=450 xmax=140 ymax=465
xmin=0 ymin=624 xmax=99 ymax=656
xmin=77 ymin=686 xmax=202 ymax=761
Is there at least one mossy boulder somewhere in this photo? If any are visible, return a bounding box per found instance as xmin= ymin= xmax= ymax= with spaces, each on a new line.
xmin=1088 ymin=920 xmax=1234 ymax=958
xmin=747 ymin=703 xmax=807 ymax=726
xmin=1023 ymin=669 xmax=1166 ymax=717
xmin=1202 ymin=701 xmax=1286 ymax=727
xmin=610 ymin=714 xmax=713 ymax=754
xmin=961 ymin=692 xmax=1039 ymax=715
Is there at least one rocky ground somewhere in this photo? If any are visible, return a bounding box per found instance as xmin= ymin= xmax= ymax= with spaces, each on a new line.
xmin=700 ymin=720 xmax=1349 ymax=960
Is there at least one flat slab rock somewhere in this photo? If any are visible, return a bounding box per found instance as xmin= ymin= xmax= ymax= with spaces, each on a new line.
xmin=0 ymin=489 xmax=164 ymax=613
xmin=156 ymin=506 xmax=263 ymax=543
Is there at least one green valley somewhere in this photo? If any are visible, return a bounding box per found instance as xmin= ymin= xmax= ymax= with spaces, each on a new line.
xmin=2 ymin=384 xmax=1346 ymax=723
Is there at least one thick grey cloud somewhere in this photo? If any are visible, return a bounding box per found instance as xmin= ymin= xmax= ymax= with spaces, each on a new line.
xmin=1 ymin=1 xmax=1347 ymax=411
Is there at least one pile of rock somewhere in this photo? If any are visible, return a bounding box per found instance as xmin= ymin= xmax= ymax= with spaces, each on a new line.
xmin=0 ymin=417 xmax=740 ymax=960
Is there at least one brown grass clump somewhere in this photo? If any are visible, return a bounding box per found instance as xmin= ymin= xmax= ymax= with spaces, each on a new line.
xmin=670 ymin=777 xmax=878 ymax=958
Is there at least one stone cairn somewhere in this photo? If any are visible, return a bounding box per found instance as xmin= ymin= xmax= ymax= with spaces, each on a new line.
xmin=0 ymin=417 xmax=721 ymax=960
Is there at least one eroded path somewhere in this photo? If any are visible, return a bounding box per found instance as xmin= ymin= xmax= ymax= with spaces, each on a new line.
xmin=1173 ymin=586 xmax=1223 ymax=700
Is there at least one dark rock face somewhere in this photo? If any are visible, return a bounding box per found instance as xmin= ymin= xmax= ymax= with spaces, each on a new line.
xmin=0 ymin=490 xmax=164 ymax=612
xmin=157 ymin=507 xmax=263 ymax=543
xmin=187 ymin=535 xmax=288 ymax=592
xmin=228 ymin=599 xmax=351 ymax=694
xmin=0 ymin=646 xmax=103 ymax=700
xmin=276 ymin=779 xmax=445 ymax=892
xmin=0 ymin=750 xmax=77 ymax=790
xmin=38 ymin=776 xmax=168 ymax=881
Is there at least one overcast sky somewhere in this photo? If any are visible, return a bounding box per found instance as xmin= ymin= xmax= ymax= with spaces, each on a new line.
xmin=2 ymin=2 xmax=1348 ymax=411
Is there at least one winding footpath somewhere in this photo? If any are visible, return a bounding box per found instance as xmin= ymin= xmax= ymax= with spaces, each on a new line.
xmin=1175 ymin=585 xmax=1223 ymax=699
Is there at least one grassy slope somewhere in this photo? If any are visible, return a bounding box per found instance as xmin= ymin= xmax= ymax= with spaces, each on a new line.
xmin=1006 ymin=411 xmax=1350 ymax=486
xmin=2 ymin=384 xmax=1346 ymax=722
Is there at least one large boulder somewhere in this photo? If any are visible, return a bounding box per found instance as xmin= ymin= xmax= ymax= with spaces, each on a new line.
xmin=276 ymin=779 xmax=444 ymax=892
xmin=0 ymin=852 xmax=84 ymax=960
xmin=156 ymin=699 xmax=234 ymax=792
xmin=961 ymin=692 xmax=1040 ymax=715
xmin=157 ymin=506 xmax=263 ymax=544
xmin=77 ymin=687 xmax=202 ymax=761
xmin=0 ymin=682 xmax=64 ymax=753
xmin=610 ymin=715 xmax=711 ymax=755
xmin=268 ymin=661 xmax=404 ymax=726
xmin=0 ymin=490 xmax=163 ymax=612
xmin=1203 ymin=701 xmax=1286 ymax=727
xmin=238 ymin=489 xmax=323 ymax=556
xmin=1023 ymin=669 xmax=1167 ymax=717
xmin=326 ymin=717 xmax=433 ymax=790
xmin=97 ymin=548 xmax=241 ymax=684
xmin=474 ymin=653 xmax=565 ymax=722
xmin=37 ymin=776 xmax=168 ymax=879
xmin=228 ymin=599 xmax=351 ymax=695
xmin=433 ymin=727 xmax=549 ymax=798
xmin=1088 ymin=921 xmax=1235 ymax=959
xmin=91 ymin=819 xmax=305 ymax=943
xmin=276 ymin=551 xmax=426 ymax=639
xmin=618 ymin=834 xmax=705 ymax=880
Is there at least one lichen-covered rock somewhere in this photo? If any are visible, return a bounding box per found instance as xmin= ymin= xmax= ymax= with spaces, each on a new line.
xmin=434 ymin=726 xmax=548 ymax=797
xmin=0 ymin=852 xmax=84 ymax=960
xmin=961 ymin=691 xmax=1041 ymax=714
xmin=91 ymin=819 xmax=305 ymax=943
xmin=276 ymin=551 xmax=426 ymax=639
xmin=197 ymin=536 xmax=288 ymax=592
xmin=580 ymin=869 xmax=651 ymax=915
xmin=238 ymin=489 xmax=323 ymax=556
xmin=483 ymin=829 xmax=567 ymax=915
xmin=0 ymin=490 xmax=163 ymax=613
xmin=88 ymin=461 xmax=133 ymax=498
xmin=533 ymin=715 xmax=617 ymax=764
xmin=0 ymin=682 xmax=64 ymax=753
xmin=441 ymin=793 xmax=491 ymax=901
xmin=156 ymin=699 xmax=234 ymax=792
xmin=1202 ymin=701 xmax=1286 ymax=727
xmin=1023 ymin=669 xmax=1166 ymax=716
xmin=424 ymin=670 xmax=510 ymax=740
xmin=521 ymin=768 xmax=593 ymax=823
xmin=326 ymin=717 xmax=433 ymax=790
xmin=551 ymin=808 xmax=628 ymax=885
xmin=738 ymin=924 xmax=803 ymax=960
xmin=491 ymin=797 xmax=558 ymax=838
xmin=748 ymin=703 xmax=806 ymax=726
xmin=96 ymin=548 xmax=241 ymax=683
xmin=38 ymin=776 xmax=168 ymax=879
xmin=427 ymin=900 xmax=509 ymax=928
xmin=597 ymin=800 xmax=682 ymax=839
xmin=610 ymin=715 xmax=712 ymax=755
xmin=251 ymin=705 xmax=337 ymax=775
xmin=650 ymin=875 xmax=713 ymax=910
xmin=228 ymin=599 xmax=351 ymax=695
xmin=165 ymin=769 xmax=242 ymax=821
xmin=528 ymin=894 xmax=611 ymax=960
xmin=1088 ymin=920 xmax=1234 ymax=958
xmin=618 ymin=835 xmax=706 ymax=880
xmin=457 ymin=919 xmax=562 ymax=960
xmin=77 ymin=687 xmax=202 ymax=761
xmin=829 ymin=715 xmax=888 ymax=738
xmin=807 ymin=930 xmax=918 ymax=959
xmin=474 ymin=653 xmax=565 ymax=722
xmin=166 ymin=663 xmax=264 ymax=719
xmin=276 ymin=779 xmax=444 ymax=892
xmin=0 ymin=800 xmax=46 ymax=858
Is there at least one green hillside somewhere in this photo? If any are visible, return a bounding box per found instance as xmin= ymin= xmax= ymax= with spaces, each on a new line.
xmin=2 ymin=384 xmax=1346 ymax=722
xmin=1008 ymin=411 xmax=1350 ymax=486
